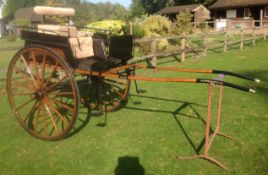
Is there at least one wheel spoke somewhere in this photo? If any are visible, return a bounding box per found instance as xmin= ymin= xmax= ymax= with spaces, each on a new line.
xmin=41 ymin=102 xmax=49 ymax=136
xmin=31 ymin=51 xmax=40 ymax=82
xmin=23 ymin=100 xmax=39 ymax=124
xmin=45 ymin=75 xmax=68 ymax=93
xmin=48 ymin=97 xmax=74 ymax=112
xmin=47 ymin=92 xmax=73 ymax=96
xmin=100 ymin=83 xmax=112 ymax=99
xmin=44 ymin=100 xmax=59 ymax=132
xmin=104 ymin=78 xmax=127 ymax=86
xmin=45 ymin=63 xmax=59 ymax=88
xmin=21 ymin=57 xmax=38 ymax=89
xmin=88 ymin=83 xmax=97 ymax=100
xmin=41 ymin=53 xmax=46 ymax=89
xmin=35 ymin=102 xmax=42 ymax=131
xmin=46 ymin=98 xmax=68 ymax=124
xmin=11 ymin=80 xmax=35 ymax=91
xmin=12 ymin=92 xmax=34 ymax=96
xmin=15 ymin=97 xmax=36 ymax=112
xmin=14 ymin=67 xmax=36 ymax=89
xmin=111 ymin=87 xmax=124 ymax=99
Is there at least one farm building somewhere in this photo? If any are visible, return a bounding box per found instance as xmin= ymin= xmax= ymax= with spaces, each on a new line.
xmin=14 ymin=7 xmax=43 ymax=24
xmin=209 ymin=0 xmax=268 ymax=29
xmin=157 ymin=4 xmax=210 ymax=26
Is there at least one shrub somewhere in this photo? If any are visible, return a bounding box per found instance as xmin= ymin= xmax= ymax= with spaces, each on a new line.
xmin=10 ymin=18 xmax=30 ymax=27
xmin=199 ymin=22 xmax=207 ymax=32
xmin=143 ymin=15 xmax=171 ymax=37
xmin=136 ymin=41 xmax=151 ymax=55
xmin=124 ymin=23 xmax=145 ymax=38
xmin=172 ymin=11 xmax=193 ymax=35
xmin=87 ymin=20 xmax=126 ymax=35
xmin=6 ymin=32 xmax=17 ymax=42
xmin=157 ymin=39 xmax=169 ymax=51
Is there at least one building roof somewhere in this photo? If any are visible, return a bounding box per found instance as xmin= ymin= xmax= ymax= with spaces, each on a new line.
xmin=157 ymin=4 xmax=202 ymax=15
xmin=210 ymin=0 xmax=268 ymax=9
xmin=15 ymin=7 xmax=43 ymax=23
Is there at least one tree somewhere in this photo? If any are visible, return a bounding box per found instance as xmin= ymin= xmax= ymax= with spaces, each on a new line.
xmin=64 ymin=0 xmax=80 ymax=6
xmin=141 ymin=0 xmax=172 ymax=14
xmin=130 ymin=0 xmax=146 ymax=18
xmin=3 ymin=0 xmax=45 ymax=17
xmin=140 ymin=0 xmax=216 ymax=14
xmin=71 ymin=2 xmax=130 ymax=27
xmin=172 ymin=11 xmax=193 ymax=35
xmin=45 ymin=0 xmax=64 ymax=6
xmin=172 ymin=0 xmax=215 ymax=5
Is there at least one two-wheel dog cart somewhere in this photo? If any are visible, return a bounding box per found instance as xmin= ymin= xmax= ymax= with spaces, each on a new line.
xmin=6 ymin=6 xmax=260 ymax=169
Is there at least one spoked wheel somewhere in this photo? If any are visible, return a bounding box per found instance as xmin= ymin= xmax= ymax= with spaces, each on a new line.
xmin=6 ymin=45 xmax=79 ymax=141
xmin=79 ymin=72 xmax=130 ymax=112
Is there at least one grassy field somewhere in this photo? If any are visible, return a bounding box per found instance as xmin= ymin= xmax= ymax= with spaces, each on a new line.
xmin=0 ymin=39 xmax=24 ymax=49
xmin=0 ymin=40 xmax=267 ymax=175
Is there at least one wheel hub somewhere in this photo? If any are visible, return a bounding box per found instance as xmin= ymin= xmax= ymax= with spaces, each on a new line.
xmin=35 ymin=91 xmax=45 ymax=100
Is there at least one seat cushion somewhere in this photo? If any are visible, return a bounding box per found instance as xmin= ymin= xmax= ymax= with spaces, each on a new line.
xmin=77 ymin=57 xmax=121 ymax=71
xmin=69 ymin=37 xmax=94 ymax=59
xmin=34 ymin=6 xmax=75 ymax=16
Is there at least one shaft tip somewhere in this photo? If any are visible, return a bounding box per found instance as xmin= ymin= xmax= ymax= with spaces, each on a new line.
xmin=249 ymin=89 xmax=256 ymax=93
xmin=255 ymin=79 xmax=261 ymax=83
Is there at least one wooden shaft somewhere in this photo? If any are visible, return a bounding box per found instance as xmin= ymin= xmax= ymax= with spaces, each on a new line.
xmin=127 ymin=76 xmax=197 ymax=83
xmin=134 ymin=64 xmax=213 ymax=73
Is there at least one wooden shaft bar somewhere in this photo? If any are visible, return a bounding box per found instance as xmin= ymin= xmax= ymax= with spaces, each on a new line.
xmin=127 ymin=76 xmax=197 ymax=83
xmin=134 ymin=64 xmax=213 ymax=73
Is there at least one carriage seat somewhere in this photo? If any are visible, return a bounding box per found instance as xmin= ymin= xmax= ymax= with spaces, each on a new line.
xmin=37 ymin=24 xmax=133 ymax=70
xmin=37 ymin=24 xmax=93 ymax=38
xmin=37 ymin=24 xmax=95 ymax=59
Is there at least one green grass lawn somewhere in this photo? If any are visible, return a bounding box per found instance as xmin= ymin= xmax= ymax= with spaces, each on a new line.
xmin=0 ymin=40 xmax=268 ymax=175
xmin=0 ymin=39 xmax=24 ymax=49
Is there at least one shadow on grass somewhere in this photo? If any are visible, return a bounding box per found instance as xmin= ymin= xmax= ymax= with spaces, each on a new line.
xmin=242 ymin=70 xmax=268 ymax=101
xmin=127 ymin=94 xmax=209 ymax=154
xmin=114 ymin=156 xmax=145 ymax=175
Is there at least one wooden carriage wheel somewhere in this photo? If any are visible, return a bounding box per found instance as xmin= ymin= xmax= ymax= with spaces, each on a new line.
xmin=6 ymin=45 xmax=79 ymax=141
xmin=80 ymin=73 xmax=130 ymax=112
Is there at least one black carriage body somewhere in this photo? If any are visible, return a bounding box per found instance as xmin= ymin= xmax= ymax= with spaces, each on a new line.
xmin=21 ymin=30 xmax=76 ymax=65
xmin=21 ymin=30 xmax=134 ymax=71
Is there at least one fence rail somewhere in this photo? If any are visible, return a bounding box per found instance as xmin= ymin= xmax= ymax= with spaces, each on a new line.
xmin=130 ymin=27 xmax=268 ymax=64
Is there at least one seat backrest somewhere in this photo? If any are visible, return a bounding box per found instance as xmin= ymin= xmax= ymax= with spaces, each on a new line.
xmin=37 ymin=24 xmax=77 ymax=38
xmin=109 ymin=35 xmax=133 ymax=62
xmin=37 ymin=24 xmax=96 ymax=59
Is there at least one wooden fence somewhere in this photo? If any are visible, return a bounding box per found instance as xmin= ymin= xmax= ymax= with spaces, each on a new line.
xmin=130 ymin=27 xmax=268 ymax=65
xmin=190 ymin=20 xmax=268 ymax=30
